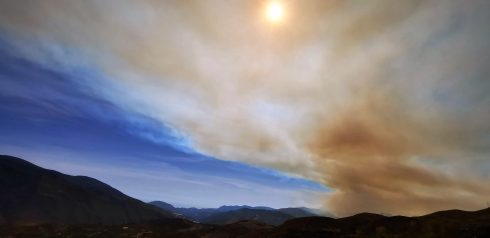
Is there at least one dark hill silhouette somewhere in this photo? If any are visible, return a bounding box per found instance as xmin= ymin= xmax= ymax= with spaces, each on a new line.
xmin=272 ymin=208 xmax=490 ymax=237
xmin=4 ymin=208 xmax=490 ymax=238
xmin=2 ymin=154 xmax=490 ymax=237
xmin=202 ymin=208 xmax=294 ymax=226
xmin=0 ymin=155 xmax=174 ymax=225
xmin=148 ymin=201 xmax=175 ymax=212
xmin=277 ymin=207 xmax=316 ymax=217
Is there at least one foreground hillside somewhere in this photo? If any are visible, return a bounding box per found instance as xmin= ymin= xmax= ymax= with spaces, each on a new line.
xmin=270 ymin=208 xmax=490 ymax=237
xmin=1 ymin=155 xmax=489 ymax=237
xmin=0 ymin=155 xmax=173 ymax=225
xmin=1 ymin=208 xmax=490 ymax=237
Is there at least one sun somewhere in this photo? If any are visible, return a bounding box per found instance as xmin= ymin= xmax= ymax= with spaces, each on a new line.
xmin=265 ymin=1 xmax=285 ymax=24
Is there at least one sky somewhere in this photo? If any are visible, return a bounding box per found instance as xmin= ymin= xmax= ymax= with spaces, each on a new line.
xmin=0 ymin=0 xmax=489 ymax=216
xmin=0 ymin=42 xmax=326 ymax=208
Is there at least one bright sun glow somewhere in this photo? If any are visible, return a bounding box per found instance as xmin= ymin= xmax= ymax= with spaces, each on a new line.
xmin=265 ymin=1 xmax=285 ymax=23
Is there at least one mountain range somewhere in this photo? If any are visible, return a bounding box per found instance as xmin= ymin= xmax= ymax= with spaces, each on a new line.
xmin=2 ymin=207 xmax=490 ymax=237
xmin=149 ymin=201 xmax=317 ymax=225
xmin=1 ymin=155 xmax=490 ymax=237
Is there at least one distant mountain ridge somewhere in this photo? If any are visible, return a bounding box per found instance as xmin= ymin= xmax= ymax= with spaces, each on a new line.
xmin=1 ymin=155 xmax=490 ymax=237
xmin=0 ymin=155 xmax=174 ymax=225
xmin=217 ymin=205 xmax=275 ymax=212
xmin=149 ymin=200 xmax=317 ymax=225
xmin=202 ymin=208 xmax=295 ymax=226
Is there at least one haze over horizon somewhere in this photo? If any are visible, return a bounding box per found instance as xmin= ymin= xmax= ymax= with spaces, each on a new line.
xmin=1 ymin=0 xmax=489 ymax=217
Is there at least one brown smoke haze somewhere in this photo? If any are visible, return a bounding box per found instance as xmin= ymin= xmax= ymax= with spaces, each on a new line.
xmin=309 ymin=83 xmax=490 ymax=215
xmin=1 ymin=0 xmax=490 ymax=216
